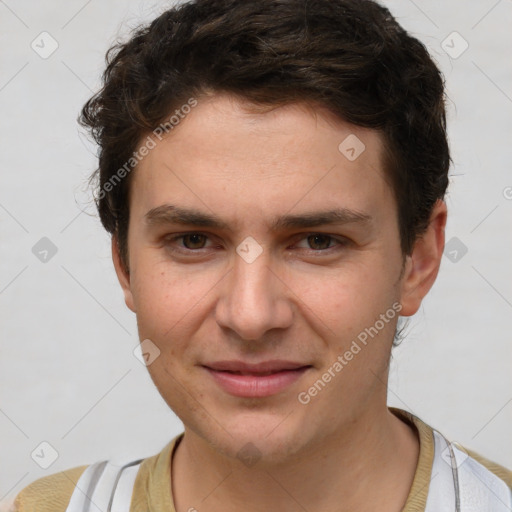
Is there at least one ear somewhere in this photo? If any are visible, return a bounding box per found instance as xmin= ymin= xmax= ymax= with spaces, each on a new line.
xmin=399 ymin=199 xmax=447 ymax=317
xmin=111 ymin=235 xmax=136 ymax=313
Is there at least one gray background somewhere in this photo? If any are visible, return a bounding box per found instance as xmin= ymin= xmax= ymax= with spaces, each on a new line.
xmin=1 ymin=0 xmax=511 ymax=504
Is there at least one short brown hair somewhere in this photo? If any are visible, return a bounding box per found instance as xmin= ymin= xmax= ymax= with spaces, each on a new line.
xmin=79 ymin=0 xmax=450 ymax=279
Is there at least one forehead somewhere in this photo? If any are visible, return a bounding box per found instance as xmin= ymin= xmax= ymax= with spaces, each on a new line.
xmin=129 ymin=93 xmax=392 ymax=227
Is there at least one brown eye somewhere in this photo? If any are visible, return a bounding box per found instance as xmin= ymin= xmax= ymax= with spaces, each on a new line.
xmin=181 ymin=233 xmax=208 ymax=249
xmin=306 ymin=234 xmax=336 ymax=250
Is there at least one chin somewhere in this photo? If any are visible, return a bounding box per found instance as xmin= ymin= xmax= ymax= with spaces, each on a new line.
xmin=200 ymin=412 xmax=313 ymax=467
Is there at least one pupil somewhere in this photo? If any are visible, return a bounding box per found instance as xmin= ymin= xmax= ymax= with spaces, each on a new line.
xmin=185 ymin=234 xmax=204 ymax=249
xmin=309 ymin=235 xmax=329 ymax=250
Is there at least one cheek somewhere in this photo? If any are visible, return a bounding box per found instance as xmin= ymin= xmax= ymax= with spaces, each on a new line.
xmin=130 ymin=262 xmax=207 ymax=345
xmin=288 ymin=262 xmax=393 ymax=336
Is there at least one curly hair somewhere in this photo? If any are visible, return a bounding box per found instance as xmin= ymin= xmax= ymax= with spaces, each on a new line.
xmin=79 ymin=0 xmax=450 ymax=284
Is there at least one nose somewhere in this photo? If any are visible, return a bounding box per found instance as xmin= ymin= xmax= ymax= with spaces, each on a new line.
xmin=215 ymin=246 xmax=294 ymax=342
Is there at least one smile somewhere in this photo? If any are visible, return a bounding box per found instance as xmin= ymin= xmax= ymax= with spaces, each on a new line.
xmin=203 ymin=366 xmax=312 ymax=398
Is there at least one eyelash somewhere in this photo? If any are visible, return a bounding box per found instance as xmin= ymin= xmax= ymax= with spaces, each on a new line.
xmin=162 ymin=232 xmax=350 ymax=255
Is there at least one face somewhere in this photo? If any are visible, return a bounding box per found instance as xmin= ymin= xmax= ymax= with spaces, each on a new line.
xmin=113 ymin=93 xmax=443 ymax=464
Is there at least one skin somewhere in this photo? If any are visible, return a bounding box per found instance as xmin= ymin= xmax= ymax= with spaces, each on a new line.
xmin=112 ymin=92 xmax=447 ymax=512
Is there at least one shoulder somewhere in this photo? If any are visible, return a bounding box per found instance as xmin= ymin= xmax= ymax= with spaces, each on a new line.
xmin=391 ymin=407 xmax=512 ymax=506
xmin=13 ymin=464 xmax=89 ymax=512
xmin=11 ymin=436 xmax=183 ymax=512
xmin=461 ymin=445 xmax=512 ymax=489
xmin=393 ymin=407 xmax=512 ymax=488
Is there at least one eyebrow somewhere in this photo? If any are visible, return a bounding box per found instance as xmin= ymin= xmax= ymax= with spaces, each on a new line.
xmin=144 ymin=204 xmax=372 ymax=232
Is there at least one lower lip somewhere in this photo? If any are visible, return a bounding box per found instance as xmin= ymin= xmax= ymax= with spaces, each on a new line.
xmin=203 ymin=366 xmax=310 ymax=398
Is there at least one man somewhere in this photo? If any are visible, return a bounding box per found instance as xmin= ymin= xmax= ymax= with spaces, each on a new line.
xmin=14 ymin=0 xmax=512 ymax=511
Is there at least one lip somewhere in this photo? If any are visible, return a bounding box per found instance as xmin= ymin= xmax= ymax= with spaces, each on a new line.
xmin=203 ymin=360 xmax=309 ymax=373
xmin=202 ymin=360 xmax=312 ymax=398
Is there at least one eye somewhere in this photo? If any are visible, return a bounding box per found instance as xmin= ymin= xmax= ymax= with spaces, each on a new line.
xmin=294 ymin=233 xmax=349 ymax=252
xmin=164 ymin=232 xmax=213 ymax=252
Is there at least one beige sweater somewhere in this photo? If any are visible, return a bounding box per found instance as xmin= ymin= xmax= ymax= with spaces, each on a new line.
xmin=12 ymin=407 xmax=512 ymax=511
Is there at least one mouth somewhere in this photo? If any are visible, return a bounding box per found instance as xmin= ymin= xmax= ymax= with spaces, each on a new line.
xmin=201 ymin=362 xmax=312 ymax=398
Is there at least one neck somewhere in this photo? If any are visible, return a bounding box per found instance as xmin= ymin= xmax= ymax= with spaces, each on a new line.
xmin=171 ymin=406 xmax=419 ymax=512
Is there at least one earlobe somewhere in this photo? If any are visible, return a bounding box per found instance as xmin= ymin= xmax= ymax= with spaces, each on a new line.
xmin=111 ymin=236 xmax=136 ymax=313
xmin=399 ymin=199 xmax=447 ymax=317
